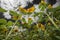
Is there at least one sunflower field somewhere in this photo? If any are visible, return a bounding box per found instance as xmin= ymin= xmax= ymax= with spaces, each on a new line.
xmin=0 ymin=0 xmax=60 ymax=40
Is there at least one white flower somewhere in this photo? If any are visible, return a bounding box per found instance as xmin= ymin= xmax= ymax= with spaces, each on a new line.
xmin=34 ymin=5 xmax=40 ymax=12
xmin=1 ymin=0 xmax=19 ymax=10
xmin=3 ymin=11 xmax=11 ymax=19
xmin=34 ymin=16 xmax=39 ymax=22
xmin=19 ymin=27 xmax=26 ymax=32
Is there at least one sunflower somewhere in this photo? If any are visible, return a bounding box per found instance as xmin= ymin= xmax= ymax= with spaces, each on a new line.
xmin=37 ymin=23 xmax=45 ymax=31
xmin=19 ymin=6 xmax=35 ymax=13
xmin=27 ymin=6 xmax=35 ymax=13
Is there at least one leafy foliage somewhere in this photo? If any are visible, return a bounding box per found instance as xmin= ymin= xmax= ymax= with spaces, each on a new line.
xmin=0 ymin=0 xmax=60 ymax=40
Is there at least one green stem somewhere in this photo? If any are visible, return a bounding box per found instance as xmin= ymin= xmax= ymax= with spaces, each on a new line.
xmin=3 ymin=19 xmax=19 ymax=40
xmin=45 ymin=13 xmax=59 ymax=29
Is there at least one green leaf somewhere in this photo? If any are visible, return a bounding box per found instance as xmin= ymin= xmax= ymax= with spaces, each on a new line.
xmin=55 ymin=36 xmax=60 ymax=39
xmin=0 ymin=19 xmax=7 ymax=25
xmin=10 ymin=10 xmax=18 ymax=16
xmin=47 ymin=6 xmax=60 ymax=12
xmin=38 ymin=12 xmax=44 ymax=22
xmin=53 ymin=10 xmax=60 ymax=20
xmin=54 ymin=6 xmax=60 ymax=11
xmin=0 ymin=8 xmax=7 ymax=12
xmin=7 ymin=21 xmax=13 ymax=26
xmin=39 ymin=4 xmax=47 ymax=11
xmin=16 ymin=22 xmax=20 ymax=26
xmin=28 ymin=19 xmax=33 ymax=25
xmin=47 ymin=9 xmax=60 ymax=20
xmin=22 ymin=18 xmax=26 ymax=23
xmin=41 ymin=6 xmax=45 ymax=11
xmin=0 ymin=25 xmax=6 ymax=29
xmin=47 ymin=8 xmax=55 ymax=12
xmin=33 ymin=12 xmax=40 ymax=17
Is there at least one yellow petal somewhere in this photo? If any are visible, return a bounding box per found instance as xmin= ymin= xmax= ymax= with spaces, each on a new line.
xmin=19 ymin=6 xmax=35 ymax=13
xmin=48 ymin=22 xmax=51 ymax=26
xmin=27 ymin=6 xmax=35 ymax=12
xmin=28 ymin=18 xmax=32 ymax=20
xmin=19 ymin=7 xmax=27 ymax=12
xmin=40 ymin=24 xmax=45 ymax=31
xmin=48 ymin=4 xmax=52 ymax=8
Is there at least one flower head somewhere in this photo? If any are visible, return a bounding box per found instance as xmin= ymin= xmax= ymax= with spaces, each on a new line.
xmin=37 ymin=23 xmax=45 ymax=31
xmin=48 ymin=4 xmax=52 ymax=8
xmin=19 ymin=6 xmax=35 ymax=13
